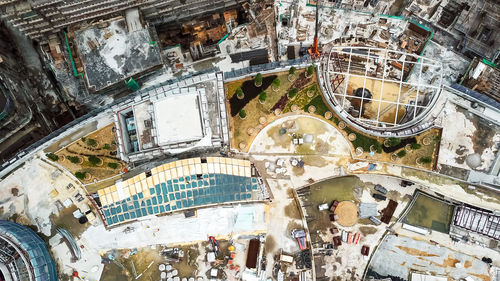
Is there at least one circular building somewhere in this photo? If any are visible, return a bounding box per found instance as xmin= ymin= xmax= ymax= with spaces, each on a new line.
xmin=321 ymin=47 xmax=443 ymax=137
xmin=0 ymin=220 xmax=58 ymax=281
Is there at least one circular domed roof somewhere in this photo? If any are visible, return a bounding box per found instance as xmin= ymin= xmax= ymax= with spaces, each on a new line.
xmin=323 ymin=47 xmax=442 ymax=135
xmin=466 ymin=153 xmax=481 ymax=169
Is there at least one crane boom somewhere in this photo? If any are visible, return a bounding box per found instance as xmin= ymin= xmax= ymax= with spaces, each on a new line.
xmin=308 ymin=0 xmax=320 ymax=58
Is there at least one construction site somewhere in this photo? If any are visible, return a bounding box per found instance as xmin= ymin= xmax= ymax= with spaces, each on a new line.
xmin=0 ymin=0 xmax=499 ymax=281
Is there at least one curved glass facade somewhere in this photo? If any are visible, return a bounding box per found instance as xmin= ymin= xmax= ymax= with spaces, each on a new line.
xmin=0 ymin=220 xmax=58 ymax=281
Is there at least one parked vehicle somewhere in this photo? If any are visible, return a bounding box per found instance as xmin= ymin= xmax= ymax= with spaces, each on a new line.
xmin=374 ymin=184 xmax=387 ymax=194
xmin=372 ymin=193 xmax=386 ymax=201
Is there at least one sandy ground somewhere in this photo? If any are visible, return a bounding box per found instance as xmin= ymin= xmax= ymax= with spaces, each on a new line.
xmin=0 ymin=156 xmax=104 ymax=280
xmin=368 ymin=235 xmax=492 ymax=280
xmin=249 ymin=115 xmax=351 ymax=157
xmin=438 ymin=102 xmax=500 ymax=172
xmin=81 ymin=204 xmax=267 ymax=250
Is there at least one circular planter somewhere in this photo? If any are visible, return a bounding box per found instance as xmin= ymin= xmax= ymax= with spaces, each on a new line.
xmin=370 ymin=145 xmax=377 ymax=153
xmin=237 ymin=94 xmax=244 ymax=100
xmin=84 ymin=173 xmax=92 ymax=181
xmin=291 ymin=104 xmax=299 ymax=112
xmin=288 ymin=74 xmax=296 ymax=82
xmin=348 ymin=133 xmax=357 ymax=141
xmin=259 ymin=116 xmax=267 ymax=125
xmin=339 ymin=121 xmax=346 ymax=129
xmin=95 ymin=157 xmax=104 ymax=167
xmin=391 ymin=153 xmax=398 ymax=161
xmin=274 ymin=108 xmax=281 ymax=116
xmin=305 ymin=72 xmax=312 ymax=78
xmin=324 ymin=111 xmax=332 ymax=119
xmin=416 ymin=157 xmax=423 ymax=166
xmin=355 ymin=147 xmax=364 ymax=156
xmin=272 ymin=85 xmax=280 ymax=92
xmin=255 ymin=82 xmax=262 ymax=87
xmin=307 ymin=90 xmax=314 ymax=98
xmin=247 ymin=127 xmax=255 ymax=136
xmin=239 ymin=142 xmax=247 ymax=150
xmin=258 ymin=99 xmax=265 ymax=104
xmin=384 ymin=139 xmax=390 ymax=148
xmin=308 ymin=105 xmax=316 ymax=113
xmin=77 ymin=156 xmax=84 ymax=164
xmin=422 ymin=137 xmax=431 ymax=146
xmin=59 ymin=155 xmax=66 ymax=163
xmin=239 ymin=115 xmax=247 ymax=120
xmin=405 ymin=144 xmax=412 ymax=152
xmin=255 ymin=124 xmax=263 ymax=131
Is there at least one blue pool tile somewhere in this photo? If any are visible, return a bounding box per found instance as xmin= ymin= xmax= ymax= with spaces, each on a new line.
xmin=106 ymin=218 xmax=113 ymax=225
xmin=160 ymin=205 xmax=165 ymax=212
xmin=136 ymin=210 xmax=142 ymax=218
xmin=164 ymin=195 xmax=169 ymax=202
xmin=154 ymin=206 xmax=159 ymax=214
xmin=138 ymin=192 xmax=144 ymax=199
xmin=147 ymin=207 xmax=153 ymax=214
xmin=152 ymin=197 xmax=157 ymax=205
xmin=169 ymin=194 xmax=175 ymax=200
xmin=165 ymin=205 xmax=171 ymax=211
xmin=150 ymin=188 xmax=155 ymax=195
xmin=175 ymin=192 xmax=181 ymax=200
xmin=176 ymin=201 xmax=182 ymax=209
xmin=168 ymin=184 xmax=173 ymax=192
xmin=124 ymin=213 xmax=130 ymax=220
xmin=158 ymin=196 xmax=163 ymax=204
xmin=174 ymin=184 xmax=179 ymax=191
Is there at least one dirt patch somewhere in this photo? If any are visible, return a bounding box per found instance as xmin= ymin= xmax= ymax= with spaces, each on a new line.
xmin=396 ymin=246 xmax=439 ymax=257
xmin=286 ymin=221 xmax=303 ymax=234
xmin=284 ymin=201 xmax=302 ymax=220
xmin=358 ymin=226 xmax=378 ymax=236
xmin=464 ymin=260 xmax=472 ymax=268
xmin=50 ymin=205 xmax=89 ymax=238
xmin=469 ymin=273 xmax=490 ymax=281
xmin=229 ymin=75 xmax=277 ymax=116
xmin=301 ymin=155 xmax=328 ymax=167
xmin=264 ymin=235 xmax=277 ymax=254
xmin=292 ymin=166 xmax=305 ymax=176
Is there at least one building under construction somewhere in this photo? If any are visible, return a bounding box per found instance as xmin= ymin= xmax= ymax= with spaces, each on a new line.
xmin=0 ymin=0 xmax=248 ymax=43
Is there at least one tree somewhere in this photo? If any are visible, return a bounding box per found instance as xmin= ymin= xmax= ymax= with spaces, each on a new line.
xmin=239 ymin=109 xmax=247 ymax=119
xmin=87 ymin=138 xmax=97 ymax=147
xmin=272 ymin=78 xmax=280 ymax=88
xmin=108 ymin=162 xmax=118 ymax=169
xmin=46 ymin=153 xmax=59 ymax=161
xmin=420 ymin=156 xmax=433 ymax=164
xmin=103 ymin=143 xmax=112 ymax=150
xmin=289 ymin=66 xmax=296 ymax=75
xmin=254 ymin=73 xmax=263 ymax=86
xmin=307 ymin=65 xmax=315 ymax=77
xmin=288 ymin=88 xmax=299 ymax=98
xmin=235 ymin=87 xmax=244 ymax=99
xmin=67 ymin=156 xmax=80 ymax=164
xmin=75 ymin=172 xmax=86 ymax=180
xmin=88 ymin=155 xmax=101 ymax=166
xmin=387 ymin=137 xmax=401 ymax=147
xmin=410 ymin=143 xmax=422 ymax=150
xmin=259 ymin=91 xmax=267 ymax=102
xmin=397 ymin=150 xmax=406 ymax=158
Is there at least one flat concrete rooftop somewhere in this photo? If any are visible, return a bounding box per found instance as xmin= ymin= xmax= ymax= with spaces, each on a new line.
xmin=75 ymin=18 xmax=162 ymax=91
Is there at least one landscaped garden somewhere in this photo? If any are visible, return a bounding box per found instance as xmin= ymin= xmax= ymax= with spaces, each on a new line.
xmin=48 ymin=124 xmax=126 ymax=183
xmin=225 ymin=66 xmax=441 ymax=170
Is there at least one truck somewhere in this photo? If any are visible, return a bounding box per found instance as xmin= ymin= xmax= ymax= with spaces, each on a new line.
xmin=374 ymin=184 xmax=387 ymax=194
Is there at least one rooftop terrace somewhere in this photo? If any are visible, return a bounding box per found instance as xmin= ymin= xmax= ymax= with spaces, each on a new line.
xmin=96 ymin=157 xmax=265 ymax=227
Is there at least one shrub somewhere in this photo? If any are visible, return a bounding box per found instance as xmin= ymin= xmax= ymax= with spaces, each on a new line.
xmin=46 ymin=153 xmax=59 ymax=161
xmin=289 ymin=66 xmax=296 ymax=75
xmin=67 ymin=156 xmax=80 ymax=164
xmin=108 ymin=162 xmax=118 ymax=169
xmin=235 ymin=87 xmax=243 ymax=98
xmin=397 ymin=150 xmax=407 ymax=158
xmin=272 ymin=78 xmax=280 ymax=88
xmin=86 ymin=138 xmax=97 ymax=147
xmin=433 ymin=135 xmax=441 ymax=143
xmin=88 ymin=155 xmax=101 ymax=165
xmin=387 ymin=137 xmax=401 ymax=147
xmin=372 ymin=142 xmax=382 ymax=153
xmin=420 ymin=156 xmax=433 ymax=164
xmin=288 ymin=88 xmax=299 ymax=98
xmin=259 ymin=91 xmax=267 ymax=102
xmin=81 ymin=137 xmax=86 ymax=142
xmin=239 ymin=109 xmax=247 ymax=119
xmin=307 ymin=65 xmax=315 ymax=76
xmin=410 ymin=143 xmax=422 ymax=150
xmin=254 ymin=73 xmax=263 ymax=86
xmin=103 ymin=143 xmax=111 ymax=150
xmin=75 ymin=172 xmax=86 ymax=180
